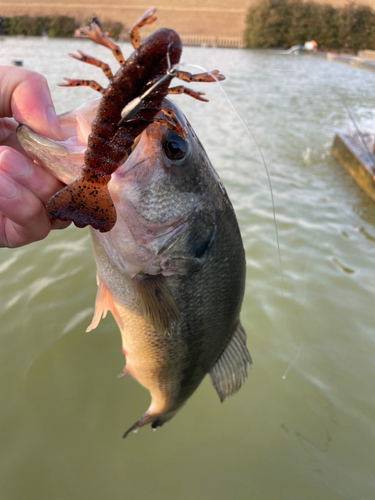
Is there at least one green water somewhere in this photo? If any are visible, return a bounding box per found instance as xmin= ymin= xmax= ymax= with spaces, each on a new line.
xmin=0 ymin=38 xmax=375 ymax=499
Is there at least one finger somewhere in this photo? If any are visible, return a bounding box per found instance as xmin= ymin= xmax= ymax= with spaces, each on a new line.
xmin=0 ymin=147 xmax=65 ymax=205
xmin=0 ymin=117 xmax=33 ymax=156
xmin=0 ymin=66 xmax=62 ymax=140
xmin=0 ymin=171 xmax=52 ymax=247
xmin=0 ymin=117 xmax=17 ymax=145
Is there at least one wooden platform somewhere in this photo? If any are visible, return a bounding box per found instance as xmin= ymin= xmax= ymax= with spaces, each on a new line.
xmin=331 ymin=132 xmax=375 ymax=202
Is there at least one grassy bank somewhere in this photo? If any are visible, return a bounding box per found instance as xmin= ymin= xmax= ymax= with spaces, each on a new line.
xmin=0 ymin=15 xmax=123 ymax=39
xmin=244 ymin=0 xmax=375 ymax=52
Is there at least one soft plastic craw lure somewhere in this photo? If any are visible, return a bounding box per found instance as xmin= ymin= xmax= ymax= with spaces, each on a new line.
xmin=47 ymin=7 xmax=225 ymax=232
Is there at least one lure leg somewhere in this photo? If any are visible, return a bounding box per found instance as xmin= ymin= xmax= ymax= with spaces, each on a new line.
xmin=174 ymin=69 xmax=225 ymax=83
xmin=69 ymin=50 xmax=113 ymax=79
xmin=168 ymin=86 xmax=208 ymax=102
xmin=58 ymin=78 xmax=105 ymax=94
xmin=154 ymin=117 xmax=186 ymax=140
xmin=80 ymin=23 xmax=125 ymax=65
xmin=129 ymin=7 xmax=157 ymax=49
xmin=154 ymin=107 xmax=187 ymax=139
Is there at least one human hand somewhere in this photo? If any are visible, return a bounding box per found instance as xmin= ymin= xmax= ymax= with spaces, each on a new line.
xmin=0 ymin=66 xmax=70 ymax=248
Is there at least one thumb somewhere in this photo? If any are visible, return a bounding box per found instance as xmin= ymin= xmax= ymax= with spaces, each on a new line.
xmin=0 ymin=65 xmax=62 ymax=140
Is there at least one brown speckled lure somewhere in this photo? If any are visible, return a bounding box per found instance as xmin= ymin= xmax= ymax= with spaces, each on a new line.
xmin=47 ymin=7 xmax=225 ymax=232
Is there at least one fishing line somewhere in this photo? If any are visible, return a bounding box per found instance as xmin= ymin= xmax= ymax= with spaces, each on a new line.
xmin=179 ymin=62 xmax=284 ymax=291
xmin=281 ymin=342 xmax=303 ymax=380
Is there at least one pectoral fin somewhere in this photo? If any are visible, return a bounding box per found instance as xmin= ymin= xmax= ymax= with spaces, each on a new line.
xmin=209 ymin=322 xmax=252 ymax=402
xmin=133 ymin=274 xmax=180 ymax=334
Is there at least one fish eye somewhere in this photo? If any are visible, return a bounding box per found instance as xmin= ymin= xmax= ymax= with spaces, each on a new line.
xmin=163 ymin=131 xmax=189 ymax=162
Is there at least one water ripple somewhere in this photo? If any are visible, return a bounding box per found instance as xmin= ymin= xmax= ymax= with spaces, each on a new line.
xmin=0 ymin=40 xmax=374 ymax=500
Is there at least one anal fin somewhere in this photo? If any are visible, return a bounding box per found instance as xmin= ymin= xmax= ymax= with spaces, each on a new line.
xmin=209 ymin=322 xmax=252 ymax=402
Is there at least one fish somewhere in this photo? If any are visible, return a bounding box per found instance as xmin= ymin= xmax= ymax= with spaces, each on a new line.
xmin=17 ymin=96 xmax=251 ymax=437
xmin=16 ymin=7 xmax=251 ymax=437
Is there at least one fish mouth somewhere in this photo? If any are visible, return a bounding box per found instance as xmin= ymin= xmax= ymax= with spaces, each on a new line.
xmin=122 ymin=407 xmax=178 ymax=439
xmin=16 ymin=96 xmax=100 ymax=186
xmin=17 ymin=124 xmax=85 ymax=185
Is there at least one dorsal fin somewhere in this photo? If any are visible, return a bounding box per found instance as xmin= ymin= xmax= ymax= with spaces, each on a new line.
xmin=209 ymin=322 xmax=252 ymax=402
xmin=133 ymin=274 xmax=180 ymax=334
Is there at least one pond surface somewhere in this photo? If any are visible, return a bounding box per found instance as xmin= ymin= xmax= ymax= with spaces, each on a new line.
xmin=0 ymin=37 xmax=375 ymax=500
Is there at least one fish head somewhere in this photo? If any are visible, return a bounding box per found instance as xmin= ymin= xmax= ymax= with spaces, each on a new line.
xmin=110 ymin=98 xmax=206 ymax=226
xmin=17 ymin=97 xmax=221 ymax=277
xmin=102 ymin=98 xmax=220 ymax=272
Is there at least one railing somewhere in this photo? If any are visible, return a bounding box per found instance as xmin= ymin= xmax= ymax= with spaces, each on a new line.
xmin=180 ymin=34 xmax=244 ymax=48
xmin=119 ymin=32 xmax=244 ymax=49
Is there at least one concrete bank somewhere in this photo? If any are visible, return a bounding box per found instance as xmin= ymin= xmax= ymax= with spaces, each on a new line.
xmin=324 ymin=49 xmax=375 ymax=202
xmin=307 ymin=50 xmax=375 ymax=72
xmin=332 ymin=133 xmax=375 ymax=203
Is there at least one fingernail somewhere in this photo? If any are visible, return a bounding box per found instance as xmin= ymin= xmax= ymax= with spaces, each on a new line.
xmin=46 ymin=106 xmax=62 ymax=140
xmin=0 ymin=149 xmax=30 ymax=177
xmin=0 ymin=172 xmax=17 ymax=199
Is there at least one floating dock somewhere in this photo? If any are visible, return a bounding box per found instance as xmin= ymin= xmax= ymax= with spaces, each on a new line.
xmin=332 ymin=133 xmax=375 ymax=202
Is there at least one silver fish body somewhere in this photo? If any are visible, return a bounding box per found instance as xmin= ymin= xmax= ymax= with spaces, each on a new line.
xmin=17 ymin=98 xmax=251 ymax=437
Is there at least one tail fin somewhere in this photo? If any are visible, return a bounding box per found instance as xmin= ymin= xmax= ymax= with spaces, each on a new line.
xmin=46 ymin=175 xmax=116 ymax=232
